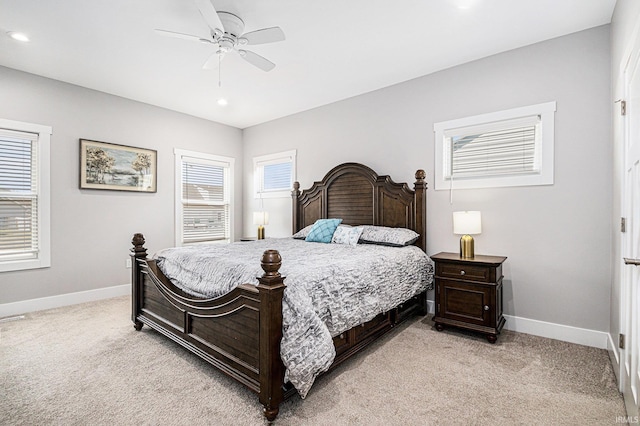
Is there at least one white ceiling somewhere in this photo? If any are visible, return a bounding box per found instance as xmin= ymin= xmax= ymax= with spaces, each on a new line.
xmin=0 ymin=0 xmax=616 ymax=129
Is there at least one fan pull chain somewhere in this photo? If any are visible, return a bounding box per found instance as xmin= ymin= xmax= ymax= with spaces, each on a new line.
xmin=218 ymin=54 xmax=222 ymax=87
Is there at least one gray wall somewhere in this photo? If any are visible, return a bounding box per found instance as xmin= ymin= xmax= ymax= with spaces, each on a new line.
xmin=243 ymin=26 xmax=612 ymax=332
xmin=0 ymin=66 xmax=243 ymax=304
xmin=610 ymin=0 xmax=640 ymax=364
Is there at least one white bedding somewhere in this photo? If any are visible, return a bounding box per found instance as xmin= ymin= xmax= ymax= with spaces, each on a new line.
xmin=154 ymin=237 xmax=434 ymax=397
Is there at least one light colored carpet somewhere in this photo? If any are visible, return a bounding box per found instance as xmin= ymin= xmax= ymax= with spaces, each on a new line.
xmin=0 ymin=296 xmax=624 ymax=425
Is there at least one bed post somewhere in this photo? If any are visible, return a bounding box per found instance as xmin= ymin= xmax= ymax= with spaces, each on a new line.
xmin=291 ymin=181 xmax=300 ymax=234
xmin=256 ymin=249 xmax=286 ymax=421
xmin=414 ymin=169 xmax=427 ymax=253
xmin=130 ymin=233 xmax=147 ymax=331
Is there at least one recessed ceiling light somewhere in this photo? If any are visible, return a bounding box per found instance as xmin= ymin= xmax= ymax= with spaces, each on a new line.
xmin=217 ymin=98 xmax=228 ymax=106
xmin=7 ymin=31 xmax=30 ymax=42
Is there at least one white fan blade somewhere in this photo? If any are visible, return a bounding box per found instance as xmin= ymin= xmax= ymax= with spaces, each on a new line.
xmin=155 ymin=29 xmax=211 ymax=43
xmin=194 ymin=0 xmax=224 ymax=32
xmin=202 ymin=51 xmax=222 ymax=70
xmin=238 ymin=50 xmax=276 ymax=72
xmin=242 ymin=27 xmax=285 ymax=45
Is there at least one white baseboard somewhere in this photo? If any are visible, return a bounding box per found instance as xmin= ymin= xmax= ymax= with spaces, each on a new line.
xmin=1 ymin=290 xmax=609 ymax=350
xmin=427 ymin=299 xmax=435 ymax=314
xmin=503 ymin=314 xmax=608 ymax=349
xmin=428 ymin=299 xmax=607 ymax=349
xmin=0 ymin=284 xmax=129 ymax=318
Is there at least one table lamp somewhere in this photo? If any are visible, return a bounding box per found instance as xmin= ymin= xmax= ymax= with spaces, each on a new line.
xmin=453 ymin=211 xmax=482 ymax=259
xmin=253 ymin=211 xmax=269 ymax=239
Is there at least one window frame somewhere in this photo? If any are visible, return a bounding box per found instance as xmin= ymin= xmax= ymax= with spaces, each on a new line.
xmin=174 ymin=149 xmax=234 ymax=246
xmin=434 ymin=102 xmax=556 ymax=190
xmin=253 ymin=150 xmax=297 ymax=199
xmin=0 ymin=118 xmax=51 ymax=272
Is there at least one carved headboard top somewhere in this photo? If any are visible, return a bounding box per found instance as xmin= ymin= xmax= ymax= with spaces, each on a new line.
xmin=291 ymin=162 xmax=427 ymax=252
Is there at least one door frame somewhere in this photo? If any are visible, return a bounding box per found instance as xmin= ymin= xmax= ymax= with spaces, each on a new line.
xmin=619 ymin=17 xmax=640 ymax=418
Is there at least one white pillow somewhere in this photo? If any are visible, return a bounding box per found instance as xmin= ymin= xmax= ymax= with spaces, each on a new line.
xmin=331 ymin=225 xmax=364 ymax=246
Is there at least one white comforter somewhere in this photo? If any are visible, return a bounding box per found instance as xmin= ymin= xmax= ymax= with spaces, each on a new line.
xmin=154 ymin=238 xmax=433 ymax=397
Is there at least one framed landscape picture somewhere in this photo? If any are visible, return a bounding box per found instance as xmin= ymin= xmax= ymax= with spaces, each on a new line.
xmin=79 ymin=139 xmax=157 ymax=192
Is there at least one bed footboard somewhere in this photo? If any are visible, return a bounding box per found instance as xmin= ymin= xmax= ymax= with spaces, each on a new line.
xmin=130 ymin=234 xmax=286 ymax=421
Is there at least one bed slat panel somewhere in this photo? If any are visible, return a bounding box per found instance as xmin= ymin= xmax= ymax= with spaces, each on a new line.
xmin=142 ymin=279 xmax=184 ymax=331
xmin=327 ymin=173 xmax=374 ymax=225
xmin=189 ymin=312 xmax=260 ymax=370
xmin=378 ymin=190 xmax=412 ymax=228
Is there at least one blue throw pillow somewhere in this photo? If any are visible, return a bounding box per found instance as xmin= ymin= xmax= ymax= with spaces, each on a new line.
xmin=305 ymin=218 xmax=343 ymax=243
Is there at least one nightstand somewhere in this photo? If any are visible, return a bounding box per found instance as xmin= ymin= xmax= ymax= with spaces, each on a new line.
xmin=431 ymin=252 xmax=507 ymax=343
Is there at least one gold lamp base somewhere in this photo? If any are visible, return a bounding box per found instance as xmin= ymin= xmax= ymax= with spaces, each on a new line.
xmin=460 ymin=234 xmax=475 ymax=259
xmin=257 ymin=226 xmax=265 ymax=240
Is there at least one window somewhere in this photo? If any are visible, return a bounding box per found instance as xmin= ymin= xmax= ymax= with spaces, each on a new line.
xmin=0 ymin=119 xmax=51 ymax=272
xmin=174 ymin=149 xmax=234 ymax=245
xmin=253 ymin=150 xmax=296 ymax=198
xmin=434 ymin=102 xmax=556 ymax=190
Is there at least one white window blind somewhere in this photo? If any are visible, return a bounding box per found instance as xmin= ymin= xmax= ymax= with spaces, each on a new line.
xmin=254 ymin=150 xmax=296 ymax=198
xmin=0 ymin=129 xmax=38 ymax=261
xmin=263 ymin=161 xmax=292 ymax=191
xmin=0 ymin=120 xmax=51 ymax=272
xmin=434 ymin=102 xmax=556 ymax=190
xmin=444 ymin=116 xmax=541 ymax=180
xmin=175 ymin=150 xmax=234 ymax=245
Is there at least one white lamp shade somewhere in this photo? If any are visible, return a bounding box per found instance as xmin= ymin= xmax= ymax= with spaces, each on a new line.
xmin=453 ymin=211 xmax=482 ymax=235
xmin=253 ymin=211 xmax=269 ymax=226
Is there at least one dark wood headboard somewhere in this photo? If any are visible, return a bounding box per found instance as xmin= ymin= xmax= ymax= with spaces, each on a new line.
xmin=291 ymin=163 xmax=427 ymax=252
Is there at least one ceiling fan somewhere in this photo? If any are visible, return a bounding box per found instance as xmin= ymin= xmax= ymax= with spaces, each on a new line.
xmin=156 ymin=0 xmax=285 ymax=72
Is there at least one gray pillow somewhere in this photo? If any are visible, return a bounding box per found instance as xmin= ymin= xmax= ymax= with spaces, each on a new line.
xmin=292 ymin=224 xmax=314 ymax=239
xmin=358 ymin=225 xmax=419 ymax=247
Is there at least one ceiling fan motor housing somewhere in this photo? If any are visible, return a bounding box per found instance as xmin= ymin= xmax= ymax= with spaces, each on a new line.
xmin=218 ymin=12 xmax=245 ymax=38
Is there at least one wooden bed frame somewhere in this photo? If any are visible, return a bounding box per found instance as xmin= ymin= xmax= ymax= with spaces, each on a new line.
xmin=130 ymin=162 xmax=428 ymax=421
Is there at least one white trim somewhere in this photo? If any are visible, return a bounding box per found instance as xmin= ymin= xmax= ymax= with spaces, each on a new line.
xmin=173 ymin=149 xmax=235 ymax=246
xmin=503 ymin=314 xmax=608 ymax=349
xmin=253 ymin=149 xmax=297 ymax=199
xmin=608 ymin=333 xmax=621 ymax=384
xmin=427 ymin=299 xmax=435 ymax=314
xmin=0 ymin=119 xmax=52 ymax=272
xmin=0 ymin=290 xmax=609 ymax=351
xmin=0 ymin=284 xmax=129 ymax=318
xmin=434 ymin=102 xmax=556 ymax=190
xmin=428 ymin=301 xmax=606 ymax=348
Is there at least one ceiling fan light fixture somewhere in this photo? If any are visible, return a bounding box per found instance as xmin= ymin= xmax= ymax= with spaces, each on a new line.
xmin=7 ymin=31 xmax=29 ymax=42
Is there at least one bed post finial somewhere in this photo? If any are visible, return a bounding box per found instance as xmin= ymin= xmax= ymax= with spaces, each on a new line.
xmin=415 ymin=169 xmax=426 ymax=182
xmin=131 ymin=233 xmax=147 ymax=257
xmin=260 ymin=249 xmax=282 ymax=278
xmin=257 ymin=249 xmax=286 ymax=421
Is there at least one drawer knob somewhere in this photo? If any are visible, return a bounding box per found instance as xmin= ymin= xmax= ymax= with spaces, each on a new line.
xmin=339 ymin=333 xmax=345 ymax=339
xmin=484 ymin=305 xmax=489 ymax=311
xmin=460 ymin=270 xmax=465 ymax=276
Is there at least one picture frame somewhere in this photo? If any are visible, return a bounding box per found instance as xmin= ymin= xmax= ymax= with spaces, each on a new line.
xmin=79 ymin=139 xmax=157 ymax=192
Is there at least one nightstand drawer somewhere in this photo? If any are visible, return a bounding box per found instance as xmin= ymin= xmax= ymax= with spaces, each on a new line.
xmin=437 ymin=262 xmax=494 ymax=283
